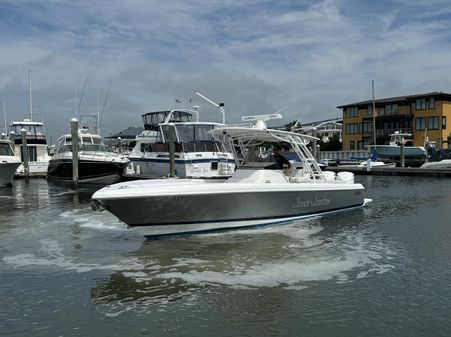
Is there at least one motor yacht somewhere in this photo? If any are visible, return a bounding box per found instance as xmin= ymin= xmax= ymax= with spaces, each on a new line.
xmin=48 ymin=120 xmax=129 ymax=184
xmin=8 ymin=119 xmax=51 ymax=177
xmin=92 ymin=114 xmax=369 ymax=238
xmin=125 ymin=109 xmax=235 ymax=179
xmin=0 ymin=137 xmax=21 ymax=187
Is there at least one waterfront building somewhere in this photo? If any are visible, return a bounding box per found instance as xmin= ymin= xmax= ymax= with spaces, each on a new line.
xmin=299 ymin=118 xmax=342 ymax=143
xmin=337 ymin=92 xmax=451 ymax=150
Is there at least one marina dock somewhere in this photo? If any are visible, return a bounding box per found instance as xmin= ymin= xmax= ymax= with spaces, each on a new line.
xmin=326 ymin=165 xmax=451 ymax=177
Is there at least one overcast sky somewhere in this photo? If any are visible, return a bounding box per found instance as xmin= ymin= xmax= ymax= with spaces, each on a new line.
xmin=1 ymin=0 xmax=451 ymax=140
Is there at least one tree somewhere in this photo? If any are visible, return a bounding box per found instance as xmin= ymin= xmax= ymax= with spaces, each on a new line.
xmin=319 ymin=134 xmax=342 ymax=151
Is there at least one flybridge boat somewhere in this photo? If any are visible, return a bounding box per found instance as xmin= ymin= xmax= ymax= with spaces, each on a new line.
xmin=47 ymin=119 xmax=129 ymax=184
xmin=125 ymin=108 xmax=235 ymax=179
xmin=92 ymin=114 xmax=369 ymax=238
xmin=9 ymin=119 xmax=51 ymax=177
xmin=0 ymin=138 xmax=21 ymax=187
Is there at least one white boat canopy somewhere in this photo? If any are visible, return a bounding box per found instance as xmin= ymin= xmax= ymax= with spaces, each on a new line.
xmin=210 ymin=124 xmax=325 ymax=181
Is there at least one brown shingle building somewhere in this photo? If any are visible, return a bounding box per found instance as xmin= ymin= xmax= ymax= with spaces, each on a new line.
xmin=337 ymin=92 xmax=451 ymax=150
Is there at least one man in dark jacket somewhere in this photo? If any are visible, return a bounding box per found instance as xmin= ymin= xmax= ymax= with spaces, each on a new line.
xmin=272 ymin=145 xmax=291 ymax=170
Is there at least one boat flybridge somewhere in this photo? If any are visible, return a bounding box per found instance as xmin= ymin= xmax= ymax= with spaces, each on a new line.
xmin=125 ymin=108 xmax=235 ymax=179
xmin=92 ymin=114 xmax=370 ymax=238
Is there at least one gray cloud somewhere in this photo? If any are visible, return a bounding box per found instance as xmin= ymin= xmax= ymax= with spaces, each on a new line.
xmin=1 ymin=0 xmax=451 ymax=139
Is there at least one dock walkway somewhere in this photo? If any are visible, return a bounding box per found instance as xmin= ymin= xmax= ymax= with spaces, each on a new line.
xmin=326 ymin=166 xmax=451 ymax=177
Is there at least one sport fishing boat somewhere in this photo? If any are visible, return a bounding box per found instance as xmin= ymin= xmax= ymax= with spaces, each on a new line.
xmin=367 ymin=131 xmax=426 ymax=159
xmin=125 ymin=108 xmax=235 ymax=179
xmin=0 ymin=137 xmax=21 ymax=187
xmin=47 ymin=118 xmax=129 ymax=184
xmin=92 ymin=114 xmax=369 ymax=238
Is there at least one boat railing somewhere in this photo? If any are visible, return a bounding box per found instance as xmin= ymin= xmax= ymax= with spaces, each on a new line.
xmin=140 ymin=141 xmax=227 ymax=154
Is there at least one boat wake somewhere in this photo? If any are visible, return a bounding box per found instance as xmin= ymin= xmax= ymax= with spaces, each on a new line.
xmin=2 ymin=220 xmax=397 ymax=317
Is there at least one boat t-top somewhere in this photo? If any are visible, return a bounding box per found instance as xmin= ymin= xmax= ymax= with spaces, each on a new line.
xmin=92 ymin=113 xmax=369 ymax=238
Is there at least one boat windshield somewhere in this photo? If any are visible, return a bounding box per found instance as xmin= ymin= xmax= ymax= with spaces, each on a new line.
xmin=240 ymin=146 xmax=283 ymax=169
xmin=0 ymin=142 xmax=14 ymax=156
xmin=9 ymin=123 xmax=45 ymax=136
xmin=56 ymin=136 xmax=109 ymax=153
xmin=142 ymin=111 xmax=194 ymax=131
xmin=175 ymin=124 xmax=215 ymax=142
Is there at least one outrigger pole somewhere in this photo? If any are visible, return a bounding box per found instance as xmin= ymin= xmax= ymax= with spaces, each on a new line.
xmin=195 ymin=91 xmax=225 ymax=124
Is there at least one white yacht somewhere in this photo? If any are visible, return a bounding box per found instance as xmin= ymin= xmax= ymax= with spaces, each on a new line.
xmin=48 ymin=120 xmax=129 ymax=184
xmin=92 ymin=114 xmax=369 ymax=238
xmin=367 ymin=131 xmax=426 ymax=159
xmin=124 ymin=109 xmax=235 ymax=179
xmin=0 ymin=137 xmax=21 ymax=187
xmin=8 ymin=119 xmax=51 ymax=177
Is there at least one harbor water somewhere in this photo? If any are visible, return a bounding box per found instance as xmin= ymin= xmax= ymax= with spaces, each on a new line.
xmin=1 ymin=176 xmax=451 ymax=336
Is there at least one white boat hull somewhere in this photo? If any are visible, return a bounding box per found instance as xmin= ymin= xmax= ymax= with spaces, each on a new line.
xmin=368 ymin=145 xmax=426 ymax=158
xmin=15 ymin=161 xmax=49 ymax=177
xmin=0 ymin=162 xmax=21 ymax=187
xmin=125 ymin=155 xmax=235 ymax=179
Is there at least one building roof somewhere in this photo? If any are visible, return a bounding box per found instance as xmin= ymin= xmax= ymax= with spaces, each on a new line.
xmin=107 ymin=126 xmax=144 ymax=139
xmin=337 ymin=91 xmax=451 ymax=109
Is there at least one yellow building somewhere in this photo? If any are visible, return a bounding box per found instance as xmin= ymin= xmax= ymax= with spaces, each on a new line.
xmin=338 ymin=92 xmax=451 ymax=151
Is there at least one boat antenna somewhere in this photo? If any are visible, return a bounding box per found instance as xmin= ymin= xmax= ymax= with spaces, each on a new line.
xmin=28 ymin=70 xmax=33 ymax=121
xmin=195 ymin=91 xmax=226 ymax=124
xmin=76 ymin=77 xmax=89 ymax=118
xmin=99 ymin=79 xmax=112 ymax=133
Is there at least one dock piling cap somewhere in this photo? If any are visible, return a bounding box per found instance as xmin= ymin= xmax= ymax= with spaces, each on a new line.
xmin=71 ymin=118 xmax=78 ymax=122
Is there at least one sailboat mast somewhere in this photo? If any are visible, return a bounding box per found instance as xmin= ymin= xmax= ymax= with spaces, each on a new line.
xmin=97 ymin=83 xmax=100 ymax=132
xmin=1 ymin=99 xmax=6 ymax=134
xmin=372 ymin=80 xmax=376 ymax=145
xmin=29 ymin=70 xmax=33 ymax=121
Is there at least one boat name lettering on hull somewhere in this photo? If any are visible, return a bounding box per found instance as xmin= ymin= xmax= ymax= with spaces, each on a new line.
xmin=292 ymin=195 xmax=331 ymax=209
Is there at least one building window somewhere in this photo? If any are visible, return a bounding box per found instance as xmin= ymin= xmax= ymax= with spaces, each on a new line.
xmin=427 ymin=116 xmax=439 ymax=130
xmin=443 ymin=116 xmax=447 ymax=129
xmin=362 ymin=121 xmax=373 ymax=133
xmin=346 ymin=123 xmax=360 ymax=134
xmin=357 ymin=141 xmax=363 ymax=150
xmin=415 ymin=117 xmax=426 ymax=130
xmin=367 ymin=105 xmax=373 ymax=116
xmin=428 ymin=97 xmax=435 ymax=109
xmin=350 ymin=141 xmax=355 ymax=150
xmin=384 ymin=104 xmax=398 ymax=115
xmin=346 ymin=107 xmax=358 ymax=117
xmin=416 ymin=98 xmax=427 ymax=110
